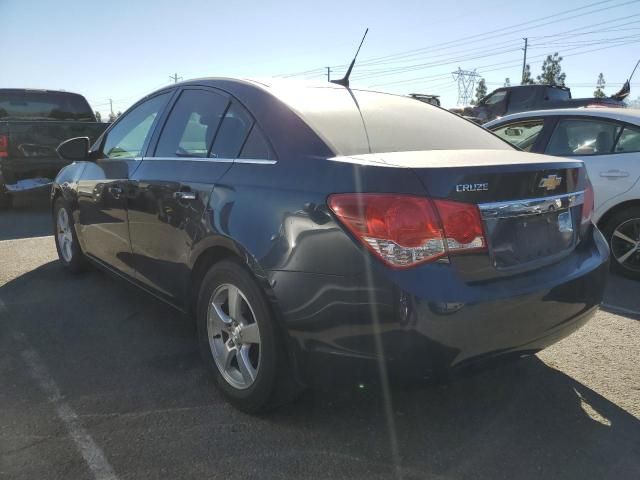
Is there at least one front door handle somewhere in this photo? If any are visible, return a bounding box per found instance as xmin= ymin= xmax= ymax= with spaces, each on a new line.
xmin=600 ymin=169 xmax=629 ymax=178
xmin=173 ymin=190 xmax=197 ymax=201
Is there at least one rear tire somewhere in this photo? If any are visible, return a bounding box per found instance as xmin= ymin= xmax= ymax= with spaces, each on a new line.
xmin=602 ymin=206 xmax=640 ymax=280
xmin=196 ymin=259 xmax=301 ymax=413
xmin=53 ymin=196 xmax=87 ymax=273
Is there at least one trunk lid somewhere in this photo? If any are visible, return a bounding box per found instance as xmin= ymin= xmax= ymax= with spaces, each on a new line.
xmin=347 ymin=149 xmax=588 ymax=277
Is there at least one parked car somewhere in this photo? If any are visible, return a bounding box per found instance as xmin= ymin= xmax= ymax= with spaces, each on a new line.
xmin=52 ymin=79 xmax=608 ymax=412
xmin=0 ymin=88 xmax=107 ymax=208
xmin=450 ymin=85 xmax=625 ymax=123
xmin=486 ymin=108 xmax=640 ymax=279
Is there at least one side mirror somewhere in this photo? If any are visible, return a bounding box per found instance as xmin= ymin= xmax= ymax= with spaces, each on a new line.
xmin=57 ymin=137 xmax=90 ymax=162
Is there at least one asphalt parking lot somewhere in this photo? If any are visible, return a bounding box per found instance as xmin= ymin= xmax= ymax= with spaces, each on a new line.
xmin=1 ymin=197 xmax=639 ymax=480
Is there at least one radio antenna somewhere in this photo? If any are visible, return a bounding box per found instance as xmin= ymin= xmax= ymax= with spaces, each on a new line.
xmin=331 ymin=28 xmax=369 ymax=88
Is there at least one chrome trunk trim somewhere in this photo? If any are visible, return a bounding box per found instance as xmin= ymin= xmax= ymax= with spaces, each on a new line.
xmin=479 ymin=191 xmax=584 ymax=219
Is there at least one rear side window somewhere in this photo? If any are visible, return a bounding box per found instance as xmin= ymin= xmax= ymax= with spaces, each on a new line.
xmin=484 ymin=90 xmax=507 ymax=105
xmin=546 ymin=118 xmax=621 ymax=156
xmin=155 ymin=89 xmax=228 ymax=158
xmin=102 ymin=93 xmax=170 ymax=159
xmin=545 ymin=88 xmax=570 ymax=101
xmin=210 ymin=102 xmax=253 ymax=159
xmin=492 ymin=120 xmax=544 ymax=152
xmin=615 ymin=125 xmax=640 ymax=153
xmin=509 ymin=89 xmax=537 ymax=109
xmin=0 ymin=91 xmax=94 ymax=121
xmin=239 ymin=126 xmax=274 ymax=160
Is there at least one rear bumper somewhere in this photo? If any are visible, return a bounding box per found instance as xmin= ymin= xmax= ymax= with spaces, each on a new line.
xmin=269 ymin=227 xmax=609 ymax=385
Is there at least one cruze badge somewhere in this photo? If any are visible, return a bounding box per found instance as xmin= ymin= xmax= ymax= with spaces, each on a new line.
xmin=455 ymin=183 xmax=489 ymax=193
xmin=539 ymin=175 xmax=562 ymax=191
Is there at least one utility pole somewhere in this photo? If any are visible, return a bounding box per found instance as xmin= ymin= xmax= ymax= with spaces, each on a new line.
xmin=169 ymin=73 xmax=183 ymax=84
xmin=326 ymin=67 xmax=331 ymax=82
xmin=521 ymin=38 xmax=528 ymax=83
xmin=109 ymin=98 xmax=114 ymax=116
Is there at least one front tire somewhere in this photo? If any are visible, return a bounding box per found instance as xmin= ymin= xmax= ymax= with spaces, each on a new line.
xmin=53 ymin=197 xmax=86 ymax=273
xmin=196 ymin=259 xmax=299 ymax=413
xmin=603 ymin=206 xmax=640 ymax=280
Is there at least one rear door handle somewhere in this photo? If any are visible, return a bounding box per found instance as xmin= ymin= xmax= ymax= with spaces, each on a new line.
xmin=173 ymin=190 xmax=197 ymax=201
xmin=600 ymin=169 xmax=629 ymax=178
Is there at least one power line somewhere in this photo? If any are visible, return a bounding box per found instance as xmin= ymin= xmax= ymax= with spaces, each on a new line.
xmin=336 ymin=0 xmax=632 ymax=71
xmin=278 ymin=1 xmax=638 ymax=81
xmin=368 ymin=38 xmax=640 ymax=88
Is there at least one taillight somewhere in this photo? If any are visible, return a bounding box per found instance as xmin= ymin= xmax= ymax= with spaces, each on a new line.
xmin=582 ymin=182 xmax=594 ymax=225
xmin=328 ymin=194 xmax=486 ymax=268
xmin=0 ymin=135 xmax=8 ymax=158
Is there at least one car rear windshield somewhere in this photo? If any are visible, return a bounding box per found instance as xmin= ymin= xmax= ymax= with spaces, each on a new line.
xmin=0 ymin=91 xmax=95 ymax=121
xmin=271 ymin=85 xmax=512 ymax=156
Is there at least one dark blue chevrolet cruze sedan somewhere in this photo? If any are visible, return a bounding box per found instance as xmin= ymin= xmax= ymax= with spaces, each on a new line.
xmin=52 ymin=78 xmax=609 ymax=412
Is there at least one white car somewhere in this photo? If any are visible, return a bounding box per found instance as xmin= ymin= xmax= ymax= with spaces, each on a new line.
xmin=486 ymin=108 xmax=640 ymax=279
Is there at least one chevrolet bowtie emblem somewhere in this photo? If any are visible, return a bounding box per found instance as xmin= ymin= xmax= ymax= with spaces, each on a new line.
xmin=539 ymin=174 xmax=562 ymax=191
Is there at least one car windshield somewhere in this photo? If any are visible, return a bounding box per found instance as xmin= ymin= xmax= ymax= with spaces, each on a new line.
xmin=0 ymin=91 xmax=95 ymax=121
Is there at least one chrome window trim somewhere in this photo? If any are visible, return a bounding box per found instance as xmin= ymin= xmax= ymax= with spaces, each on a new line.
xmin=479 ymin=191 xmax=584 ymax=219
xmin=142 ymin=156 xmax=276 ymax=165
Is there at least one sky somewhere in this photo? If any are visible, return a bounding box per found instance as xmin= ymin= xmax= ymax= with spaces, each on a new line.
xmin=2 ymin=0 xmax=639 ymax=118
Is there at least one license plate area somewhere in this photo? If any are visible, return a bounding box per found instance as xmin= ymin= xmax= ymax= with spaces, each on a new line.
xmin=479 ymin=192 xmax=584 ymax=271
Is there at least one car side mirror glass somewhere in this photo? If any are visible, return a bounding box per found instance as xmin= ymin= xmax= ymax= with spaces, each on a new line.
xmin=57 ymin=137 xmax=90 ymax=162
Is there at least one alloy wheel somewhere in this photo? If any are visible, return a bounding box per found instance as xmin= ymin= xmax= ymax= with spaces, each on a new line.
xmin=610 ymin=218 xmax=640 ymax=272
xmin=207 ymin=283 xmax=261 ymax=390
xmin=56 ymin=208 xmax=73 ymax=263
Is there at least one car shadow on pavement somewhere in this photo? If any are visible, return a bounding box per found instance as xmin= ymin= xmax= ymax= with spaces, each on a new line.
xmin=602 ymin=272 xmax=640 ymax=320
xmin=1 ymin=261 xmax=638 ymax=480
xmin=0 ymin=193 xmax=51 ymax=241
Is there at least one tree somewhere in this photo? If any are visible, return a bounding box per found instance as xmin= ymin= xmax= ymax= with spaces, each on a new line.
xmin=108 ymin=112 xmax=116 ymax=122
xmin=521 ymin=64 xmax=534 ymax=85
xmin=504 ymin=77 xmax=511 ymax=87
xmin=94 ymin=111 xmax=102 ymax=122
xmin=594 ymin=73 xmax=606 ymax=98
xmin=537 ymin=53 xmax=566 ymax=86
xmin=116 ymin=111 xmax=122 ymax=118
xmin=474 ymin=78 xmax=487 ymax=105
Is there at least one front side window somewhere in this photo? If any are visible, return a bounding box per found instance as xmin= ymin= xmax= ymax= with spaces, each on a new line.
xmin=154 ymin=89 xmax=228 ymax=158
xmin=615 ymin=125 xmax=640 ymax=153
xmin=545 ymin=118 xmax=621 ymax=156
xmin=102 ymin=93 xmax=170 ymax=159
xmin=210 ymin=102 xmax=253 ymax=159
xmin=492 ymin=120 xmax=544 ymax=152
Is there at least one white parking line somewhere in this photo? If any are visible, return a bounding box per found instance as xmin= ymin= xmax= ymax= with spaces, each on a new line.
xmin=1 ymin=299 xmax=118 ymax=480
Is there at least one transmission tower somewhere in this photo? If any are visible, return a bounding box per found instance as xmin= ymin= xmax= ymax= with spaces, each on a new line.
xmin=451 ymin=68 xmax=480 ymax=106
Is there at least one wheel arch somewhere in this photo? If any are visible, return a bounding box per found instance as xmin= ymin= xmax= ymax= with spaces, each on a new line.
xmin=596 ymin=199 xmax=640 ymax=232
xmin=187 ymin=239 xmax=303 ymax=384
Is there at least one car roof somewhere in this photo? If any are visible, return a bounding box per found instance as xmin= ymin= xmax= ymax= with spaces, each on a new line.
xmin=0 ymin=88 xmax=86 ymax=97
xmin=145 ymin=77 xmax=508 ymax=156
xmin=485 ymin=107 xmax=640 ymax=127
